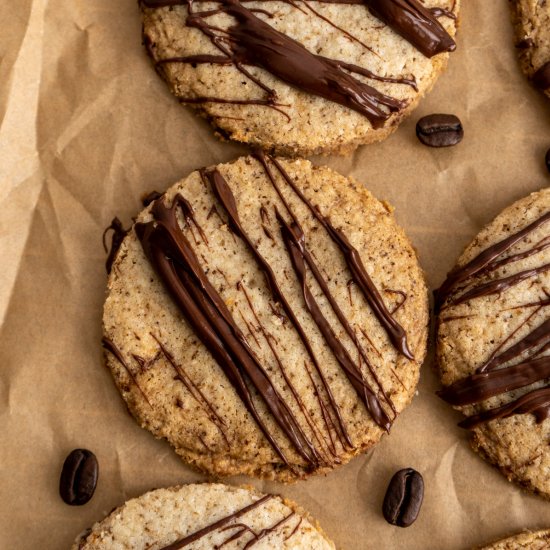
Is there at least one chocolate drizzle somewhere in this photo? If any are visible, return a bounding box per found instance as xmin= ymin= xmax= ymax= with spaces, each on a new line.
xmin=437 ymin=209 xmax=550 ymax=428
xmin=103 ymin=218 xmax=129 ymax=274
xmin=160 ymin=494 xmax=274 ymax=549
xmin=127 ymin=155 xmax=413 ymax=471
xmin=141 ymin=0 xmax=456 ymax=125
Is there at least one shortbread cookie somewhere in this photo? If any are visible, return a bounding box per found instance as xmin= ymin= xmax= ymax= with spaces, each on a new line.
xmin=72 ymin=484 xmax=335 ymax=549
xmin=103 ymin=154 xmax=428 ymax=481
xmin=140 ymin=0 xmax=460 ymax=156
xmin=510 ymin=0 xmax=550 ymax=98
xmin=436 ymin=188 xmax=550 ymax=499
xmin=477 ymin=529 xmax=550 ymax=550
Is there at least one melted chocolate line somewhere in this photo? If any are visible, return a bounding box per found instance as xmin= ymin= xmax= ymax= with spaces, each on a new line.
xmin=458 ymin=387 xmax=550 ymax=430
xmin=242 ymin=512 xmax=295 ymax=549
xmin=259 ymin=152 xmax=414 ymax=360
xmin=297 ymin=0 xmax=379 ymax=56
xmin=216 ymin=524 xmax=255 ymax=549
xmin=141 ymin=0 xmax=455 ymax=58
xmin=278 ymin=213 xmax=391 ymax=431
xmin=142 ymin=190 xmax=165 ymax=207
xmin=386 ymin=288 xmax=407 ymax=314
xmin=285 ymin=517 xmax=303 ymax=541
xmin=448 ymin=263 xmax=550 ymax=307
xmin=478 ymin=318 xmax=550 ymax=374
xmin=102 ymin=338 xmax=153 ymax=407
xmin=438 ymin=357 xmax=550 ymax=407
xmin=178 ymin=194 xmax=210 ymax=247
xmin=153 ymin=336 xmax=231 ymax=447
xmin=173 ymin=250 xmax=321 ymax=467
xmin=157 ymin=0 xmax=406 ymax=128
xmin=103 ymin=218 xmax=129 ymax=274
xmin=276 ymin=207 xmax=396 ymax=417
xmin=485 ymin=236 xmax=550 ymax=275
xmin=475 ymin=306 xmax=542 ymax=374
xmin=204 ymin=167 xmax=353 ymax=449
xmin=136 ymin=195 xmax=321 ymax=469
xmin=239 ymin=282 xmax=334 ymax=465
xmin=238 ymin=309 xmax=262 ymax=347
xmin=435 ymin=210 xmax=550 ymax=307
xmin=159 ymin=495 xmax=273 ymax=550
xmin=336 ymin=59 xmax=418 ymax=91
xmin=363 ymin=0 xmax=456 ymax=57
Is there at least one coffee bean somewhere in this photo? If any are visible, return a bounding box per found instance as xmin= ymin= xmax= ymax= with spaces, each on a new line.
xmin=59 ymin=449 xmax=98 ymax=505
xmin=382 ymin=468 xmax=424 ymax=527
xmin=545 ymin=149 xmax=550 ymax=174
xmin=416 ymin=114 xmax=463 ymax=147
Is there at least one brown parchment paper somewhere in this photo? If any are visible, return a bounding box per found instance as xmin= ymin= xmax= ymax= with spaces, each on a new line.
xmin=1 ymin=1 xmax=549 ymax=548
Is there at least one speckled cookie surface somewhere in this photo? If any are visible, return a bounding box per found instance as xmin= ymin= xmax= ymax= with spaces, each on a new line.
xmin=103 ymin=154 xmax=428 ymax=481
xmin=140 ymin=0 xmax=460 ymax=156
xmin=437 ymin=188 xmax=550 ymax=499
xmin=477 ymin=529 xmax=550 ymax=550
xmin=510 ymin=0 xmax=550 ymax=98
xmin=72 ymin=484 xmax=335 ymax=549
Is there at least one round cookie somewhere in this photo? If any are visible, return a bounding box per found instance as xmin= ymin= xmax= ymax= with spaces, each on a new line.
xmin=103 ymin=153 xmax=428 ymax=481
xmin=72 ymin=483 xmax=336 ymax=549
xmin=436 ymin=188 xmax=550 ymax=499
xmin=510 ymin=0 xmax=550 ymax=98
xmin=139 ymin=0 xmax=460 ymax=156
xmin=477 ymin=529 xmax=550 ymax=550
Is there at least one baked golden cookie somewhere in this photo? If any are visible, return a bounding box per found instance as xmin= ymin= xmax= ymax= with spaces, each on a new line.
xmin=477 ymin=529 xmax=550 ymax=550
xmin=72 ymin=484 xmax=335 ymax=549
xmin=103 ymin=154 xmax=428 ymax=481
xmin=140 ymin=0 xmax=460 ymax=155
xmin=510 ymin=0 xmax=550 ymax=98
xmin=436 ymin=188 xmax=550 ymax=499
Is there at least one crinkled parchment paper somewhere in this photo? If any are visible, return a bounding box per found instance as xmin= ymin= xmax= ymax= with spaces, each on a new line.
xmin=1 ymin=1 xmax=549 ymax=548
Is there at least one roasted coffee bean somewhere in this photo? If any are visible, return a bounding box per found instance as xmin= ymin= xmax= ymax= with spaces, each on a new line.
xmin=416 ymin=114 xmax=463 ymax=147
xmin=382 ymin=468 xmax=424 ymax=527
xmin=545 ymin=149 xmax=550 ymax=174
xmin=59 ymin=449 xmax=98 ymax=505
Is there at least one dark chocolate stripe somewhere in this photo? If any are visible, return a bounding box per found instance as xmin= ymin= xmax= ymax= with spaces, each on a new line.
xmin=182 ymin=0 xmax=404 ymax=128
xmin=438 ymin=357 xmax=550 ymax=407
xmin=479 ymin=318 xmax=550 ymax=373
xmin=362 ymin=0 xmax=455 ymax=57
xmin=160 ymin=494 xmax=273 ymax=549
xmin=102 ymin=337 xmax=153 ymax=407
xmin=259 ymin=152 xmax=413 ymax=359
xmin=458 ymin=387 xmax=550 ymax=430
xmin=447 ymin=263 xmax=550 ymax=307
xmin=438 ymin=209 xmax=550 ymax=428
xmin=136 ymin=196 xmax=321 ymax=469
xmin=141 ymin=0 xmax=455 ymax=58
xmin=435 ymin=210 xmax=550 ymax=308
xmin=203 ymin=167 xmax=353 ymax=449
xmin=277 ymin=212 xmax=391 ymax=430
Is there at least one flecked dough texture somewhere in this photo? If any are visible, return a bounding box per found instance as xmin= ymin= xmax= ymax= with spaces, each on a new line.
xmin=510 ymin=0 xmax=550 ymax=98
xmin=72 ymin=484 xmax=336 ymax=549
xmin=477 ymin=529 xmax=550 ymax=550
xmin=141 ymin=1 xmax=460 ymax=156
xmin=103 ymin=155 xmax=428 ymax=481
xmin=437 ymin=188 xmax=550 ymax=499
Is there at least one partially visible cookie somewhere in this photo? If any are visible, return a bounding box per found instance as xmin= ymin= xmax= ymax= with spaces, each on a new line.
xmin=140 ymin=0 xmax=460 ymax=156
xmin=436 ymin=188 xmax=550 ymax=499
xmin=477 ymin=529 xmax=550 ymax=550
xmin=72 ymin=484 xmax=335 ymax=549
xmin=103 ymin=153 xmax=428 ymax=481
xmin=510 ymin=0 xmax=550 ymax=98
